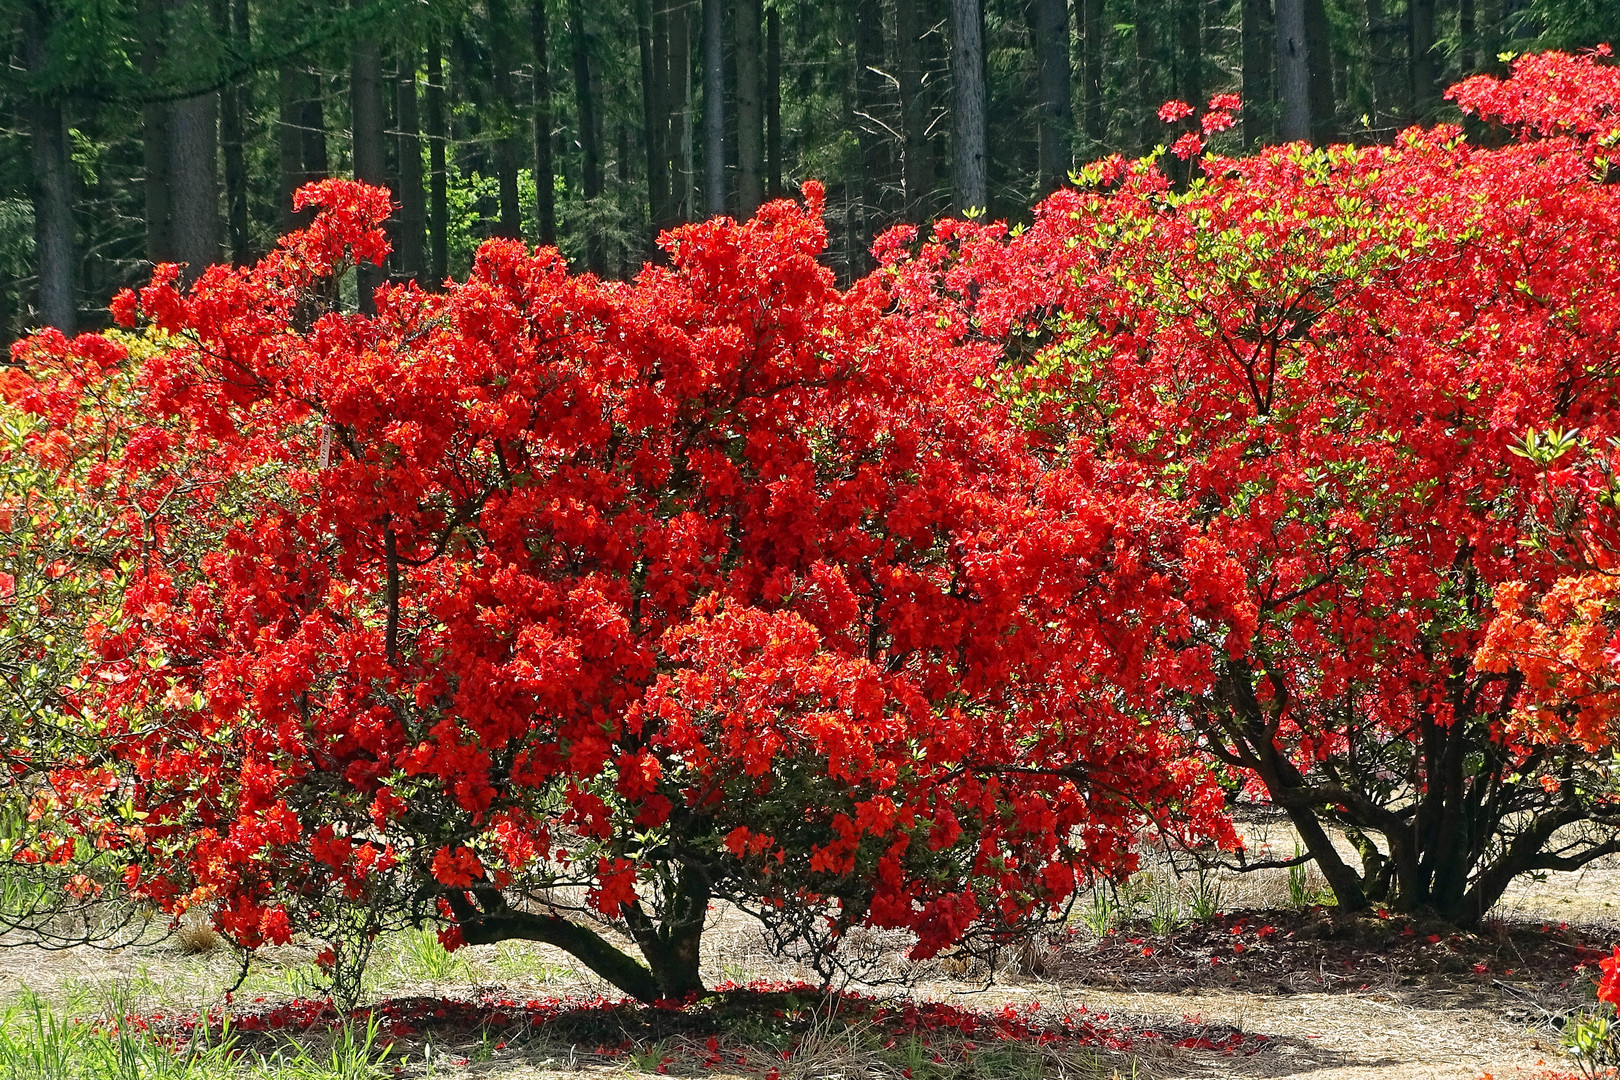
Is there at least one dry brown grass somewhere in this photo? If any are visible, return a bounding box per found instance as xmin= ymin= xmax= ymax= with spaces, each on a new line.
xmin=173 ymin=914 xmax=222 ymax=955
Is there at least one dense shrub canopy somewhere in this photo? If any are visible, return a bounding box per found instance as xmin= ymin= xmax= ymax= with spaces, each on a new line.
xmin=879 ymin=47 xmax=1620 ymax=925
xmin=6 ymin=49 xmax=1620 ymax=999
xmin=1 ymin=180 xmax=1229 ymax=1001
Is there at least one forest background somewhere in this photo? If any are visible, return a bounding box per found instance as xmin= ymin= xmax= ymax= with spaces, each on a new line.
xmin=0 ymin=0 xmax=1614 ymax=343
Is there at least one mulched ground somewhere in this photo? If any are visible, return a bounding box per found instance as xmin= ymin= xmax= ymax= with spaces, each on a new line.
xmin=135 ymin=982 xmax=1267 ymax=1075
xmin=1043 ymin=906 xmax=1613 ymax=1006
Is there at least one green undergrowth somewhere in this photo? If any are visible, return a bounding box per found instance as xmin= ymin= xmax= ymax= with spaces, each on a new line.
xmin=0 ymin=990 xmax=399 ymax=1080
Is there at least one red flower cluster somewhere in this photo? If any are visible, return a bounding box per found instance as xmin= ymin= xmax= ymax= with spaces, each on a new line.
xmin=874 ymin=47 xmax=1620 ymax=924
xmin=4 ymin=175 xmax=1229 ymax=998
xmin=9 ymin=45 xmax=1619 ymax=996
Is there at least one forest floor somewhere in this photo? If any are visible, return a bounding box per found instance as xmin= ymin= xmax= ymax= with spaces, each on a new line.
xmin=4 ymin=823 xmax=1619 ymax=1080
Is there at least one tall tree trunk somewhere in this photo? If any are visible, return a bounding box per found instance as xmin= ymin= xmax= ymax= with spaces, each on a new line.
xmin=897 ymin=0 xmax=931 ymax=215
xmin=352 ymin=16 xmax=387 ymax=309
xmin=1275 ymin=0 xmax=1310 ymax=141
xmin=702 ymin=0 xmax=726 ymax=215
xmin=1303 ymin=0 xmax=1335 ymax=142
xmin=1030 ymin=0 xmax=1070 ymax=194
xmin=426 ymin=42 xmax=450 ymax=279
xmin=168 ymin=80 xmax=221 ymax=282
xmin=1081 ymin=0 xmax=1105 ymax=147
xmin=1364 ymin=0 xmax=1403 ymax=128
xmin=302 ymin=67 xmax=330 ymax=179
xmin=948 ymin=0 xmax=987 ymax=212
xmin=168 ymin=90 xmax=221 ymax=280
xmin=736 ymin=0 xmax=764 ymax=216
xmin=1480 ymin=0 xmax=1504 ymax=75
xmin=569 ymin=0 xmax=606 ymax=272
xmin=22 ymin=2 xmax=75 ymax=332
xmin=396 ymin=48 xmax=427 ymax=282
xmin=641 ymin=0 xmax=670 ymax=231
xmin=766 ymin=8 xmax=781 ymax=197
xmin=1459 ymin=0 xmax=1476 ymax=74
xmin=277 ymin=64 xmax=305 ymax=230
xmin=670 ymin=0 xmax=692 ymax=217
xmin=1241 ymin=0 xmax=1272 ymax=146
xmin=141 ymin=0 xmax=172 ymax=263
xmin=218 ymin=0 xmax=251 ymax=264
xmin=1135 ymin=0 xmax=1159 ymax=151
xmin=1410 ymin=0 xmax=1437 ymax=117
xmin=489 ymin=0 xmax=523 ymax=239
xmin=530 ymin=2 xmax=557 ymax=246
xmin=1176 ymin=0 xmax=1202 ymax=119
xmin=853 ymin=0 xmax=886 ymax=241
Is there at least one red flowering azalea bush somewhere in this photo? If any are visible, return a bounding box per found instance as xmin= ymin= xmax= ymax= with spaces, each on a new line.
xmin=0 ymin=180 xmax=1232 ymax=1001
xmin=878 ymin=48 xmax=1620 ymax=926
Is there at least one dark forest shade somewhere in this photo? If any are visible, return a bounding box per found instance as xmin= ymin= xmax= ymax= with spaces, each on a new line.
xmin=0 ymin=0 xmax=1602 ymax=338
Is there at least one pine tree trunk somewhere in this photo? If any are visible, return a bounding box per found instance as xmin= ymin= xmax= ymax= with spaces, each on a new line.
xmin=1241 ymin=0 xmax=1271 ymax=146
xmin=1135 ymin=0 xmax=1159 ymax=151
xmin=1275 ymin=0 xmax=1310 ymax=141
xmin=1410 ymin=0 xmax=1437 ymax=117
xmin=140 ymin=0 xmax=172 ymax=263
xmin=302 ymin=67 xmax=330 ymax=179
xmin=736 ymin=0 xmax=764 ymax=216
xmin=1029 ymin=0 xmax=1070 ymax=194
xmin=22 ymin=2 xmax=76 ymax=333
xmin=1176 ymin=0 xmax=1202 ymax=119
xmin=489 ymin=0 xmax=523 ymax=239
xmin=1303 ymin=0 xmax=1335 ymax=142
xmin=219 ymin=0 xmax=251 ymax=265
xmin=569 ymin=0 xmax=606 ymax=273
xmin=1459 ymin=0 xmax=1476 ymax=73
xmin=766 ymin=8 xmax=781 ymax=197
xmin=352 ymin=16 xmax=387 ymax=310
xmin=702 ymin=0 xmax=726 ymax=215
xmin=529 ymin=3 xmax=557 ymax=246
xmin=853 ymin=0 xmax=886 ymax=243
xmin=1082 ymin=0 xmax=1104 ymax=146
xmin=277 ymin=64 xmax=305 ymax=229
xmin=1480 ymin=0 xmax=1504 ymax=75
xmin=670 ymin=0 xmax=692 ymax=217
xmin=1364 ymin=0 xmax=1402 ymax=128
xmin=897 ymin=0 xmax=930 ymax=215
xmin=642 ymin=0 xmax=670 ymax=231
xmin=426 ymin=44 xmax=450 ymax=279
xmin=168 ymin=90 xmax=221 ymax=281
xmin=396 ymin=48 xmax=427 ymax=282
xmin=948 ymin=0 xmax=987 ymax=212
